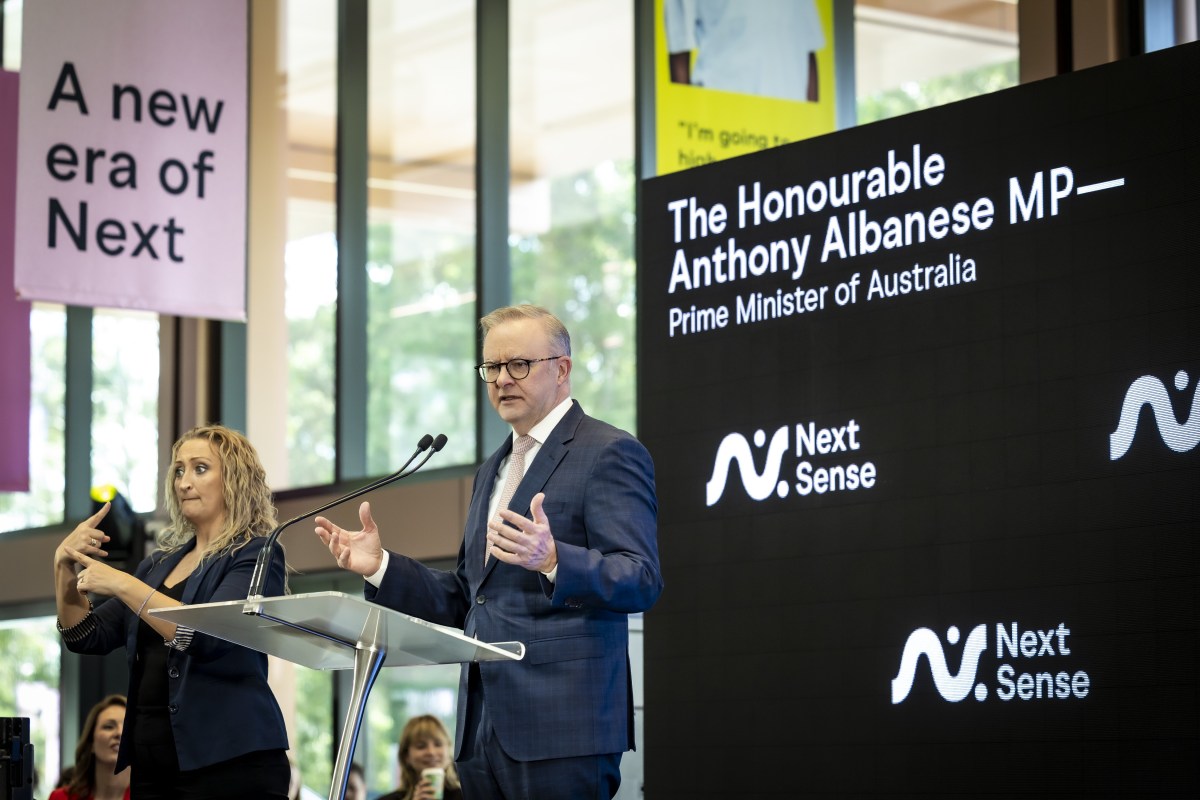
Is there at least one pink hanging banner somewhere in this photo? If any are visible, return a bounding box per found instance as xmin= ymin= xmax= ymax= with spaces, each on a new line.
xmin=1 ymin=70 xmax=32 ymax=492
xmin=14 ymin=0 xmax=249 ymax=320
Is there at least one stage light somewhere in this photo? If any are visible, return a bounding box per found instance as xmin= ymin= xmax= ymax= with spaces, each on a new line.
xmin=90 ymin=485 xmax=146 ymax=571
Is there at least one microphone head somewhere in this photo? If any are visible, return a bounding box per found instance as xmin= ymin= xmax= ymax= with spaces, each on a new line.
xmin=417 ymin=434 xmax=434 ymax=451
xmin=432 ymin=434 xmax=448 ymax=452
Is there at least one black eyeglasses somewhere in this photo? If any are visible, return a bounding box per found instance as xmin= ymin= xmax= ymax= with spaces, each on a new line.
xmin=476 ymin=356 xmax=563 ymax=383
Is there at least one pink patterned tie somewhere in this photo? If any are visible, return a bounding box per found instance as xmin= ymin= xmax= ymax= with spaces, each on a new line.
xmin=487 ymin=434 xmax=535 ymax=565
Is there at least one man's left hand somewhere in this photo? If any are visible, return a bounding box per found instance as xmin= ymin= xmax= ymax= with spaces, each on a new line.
xmin=488 ymin=492 xmax=558 ymax=573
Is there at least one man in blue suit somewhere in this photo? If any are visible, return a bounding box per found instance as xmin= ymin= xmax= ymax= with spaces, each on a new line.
xmin=315 ymin=304 xmax=663 ymax=799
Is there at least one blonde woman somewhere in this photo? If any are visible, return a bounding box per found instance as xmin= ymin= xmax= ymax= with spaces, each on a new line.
xmin=377 ymin=716 xmax=463 ymax=800
xmin=54 ymin=425 xmax=290 ymax=798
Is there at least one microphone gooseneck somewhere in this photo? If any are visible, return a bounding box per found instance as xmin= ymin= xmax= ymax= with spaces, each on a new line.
xmin=245 ymin=433 xmax=446 ymax=601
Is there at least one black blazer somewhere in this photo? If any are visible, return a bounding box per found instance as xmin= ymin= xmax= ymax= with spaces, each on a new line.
xmin=63 ymin=535 xmax=289 ymax=771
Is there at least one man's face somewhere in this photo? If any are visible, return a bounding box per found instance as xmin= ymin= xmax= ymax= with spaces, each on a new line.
xmin=483 ymin=318 xmax=570 ymax=435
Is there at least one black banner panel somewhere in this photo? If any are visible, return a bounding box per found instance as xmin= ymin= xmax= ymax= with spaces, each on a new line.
xmin=639 ymin=44 xmax=1200 ymax=798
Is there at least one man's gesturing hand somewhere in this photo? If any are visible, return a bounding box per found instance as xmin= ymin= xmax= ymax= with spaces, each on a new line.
xmin=488 ymin=492 xmax=558 ymax=573
xmin=314 ymin=501 xmax=385 ymax=577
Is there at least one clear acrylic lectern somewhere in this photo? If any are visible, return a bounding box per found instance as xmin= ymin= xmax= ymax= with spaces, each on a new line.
xmin=151 ymin=591 xmax=524 ymax=800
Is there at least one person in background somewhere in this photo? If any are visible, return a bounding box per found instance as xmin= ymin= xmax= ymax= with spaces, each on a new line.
xmin=345 ymin=762 xmax=368 ymax=800
xmin=53 ymin=424 xmax=291 ymax=799
xmin=49 ymin=695 xmax=130 ymax=800
xmin=375 ymin=715 xmax=462 ymax=800
xmin=317 ymin=305 xmax=662 ymax=799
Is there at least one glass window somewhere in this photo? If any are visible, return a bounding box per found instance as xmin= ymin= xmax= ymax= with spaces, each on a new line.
xmin=282 ymin=0 xmax=338 ymax=488
xmin=285 ymin=216 xmax=338 ymax=487
xmin=293 ymin=659 xmax=335 ymax=797
xmin=91 ymin=310 xmax=159 ymax=512
xmin=365 ymin=1 xmax=478 ymax=473
xmin=0 ymin=615 xmax=61 ymax=795
xmin=0 ymin=305 xmax=66 ymax=531
xmin=509 ymin=0 xmax=638 ymax=434
xmin=855 ymin=0 xmax=1019 ymax=125
xmin=2 ymin=0 xmax=21 ymax=71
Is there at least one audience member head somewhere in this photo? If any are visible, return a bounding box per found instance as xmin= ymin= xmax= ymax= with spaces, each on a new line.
xmin=64 ymin=694 xmax=127 ymax=798
xmin=345 ymin=762 xmax=367 ymax=800
xmin=397 ymin=715 xmax=459 ymax=798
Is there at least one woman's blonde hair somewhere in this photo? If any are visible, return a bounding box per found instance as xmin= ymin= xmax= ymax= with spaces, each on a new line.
xmin=397 ymin=715 xmax=460 ymax=798
xmin=159 ymin=424 xmax=278 ymax=557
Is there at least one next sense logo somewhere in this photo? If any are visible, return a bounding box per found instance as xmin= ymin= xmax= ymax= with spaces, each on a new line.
xmin=1110 ymin=368 xmax=1200 ymax=460
xmin=705 ymin=427 xmax=791 ymax=506
xmin=891 ymin=625 xmax=988 ymax=703
xmin=704 ymin=420 xmax=876 ymax=507
xmin=891 ymin=622 xmax=1090 ymax=705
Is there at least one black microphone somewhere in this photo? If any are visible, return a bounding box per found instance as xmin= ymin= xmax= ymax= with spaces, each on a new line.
xmin=245 ymin=433 xmax=445 ymax=601
xmin=406 ymin=433 xmax=448 ymax=474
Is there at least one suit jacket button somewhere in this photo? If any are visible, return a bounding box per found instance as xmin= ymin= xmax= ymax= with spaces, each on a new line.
xmin=168 ymin=667 xmax=180 ymax=678
xmin=168 ymin=704 xmax=178 ymax=714
xmin=476 ymin=595 xmax=486 ymax=605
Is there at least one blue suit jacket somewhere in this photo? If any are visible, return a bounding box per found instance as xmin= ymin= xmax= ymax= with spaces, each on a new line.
xmin=367 ymin=401 xmax=663 ymax=761
xmin=63 ymin=536 xmax=289 ymax=771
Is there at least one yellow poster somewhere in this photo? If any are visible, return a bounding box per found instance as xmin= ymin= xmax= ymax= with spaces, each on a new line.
xmin=655 ymin=0 xmax=837 ymax=176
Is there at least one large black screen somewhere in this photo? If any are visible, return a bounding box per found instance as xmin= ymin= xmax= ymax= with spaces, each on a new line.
xmin=639 ymin=43 xmax=1200 ymax=798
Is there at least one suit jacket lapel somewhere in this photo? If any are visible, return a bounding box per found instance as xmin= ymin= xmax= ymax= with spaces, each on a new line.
xmin=144 ymin=541 xmax=204 ymax=602
xmin=182 ymin=541 xmax=212 ymax=604
xmin=145 ymin=545 xmax=188 ymax=588
xmin=478 ymin=403 xmax=584 ymax=583
xmin=472 ymin=438 xmax=512 ymax=586
xmin=508 ymin=413 xmax=576 ymax=517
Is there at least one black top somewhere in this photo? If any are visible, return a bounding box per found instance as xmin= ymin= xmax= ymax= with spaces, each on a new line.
xmin=134 ymin=575 xmax=188 ymax=709
xmin=375 ymin=788 xmax=463 ymax=800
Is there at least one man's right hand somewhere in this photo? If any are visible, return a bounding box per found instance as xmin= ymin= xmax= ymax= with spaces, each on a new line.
xmin=314 ymin=501 xmax=384 ymax=577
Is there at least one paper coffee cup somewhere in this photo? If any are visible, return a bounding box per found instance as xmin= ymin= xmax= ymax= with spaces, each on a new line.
xmin=422 ymin=767 xmax=446 ymax=800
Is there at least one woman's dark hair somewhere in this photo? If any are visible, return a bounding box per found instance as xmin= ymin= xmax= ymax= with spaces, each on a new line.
xmin=64 ymin=694 xmax=126 ymax=797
